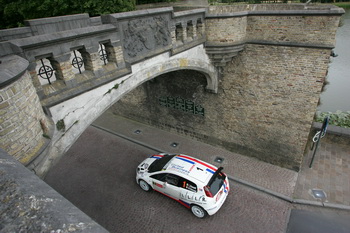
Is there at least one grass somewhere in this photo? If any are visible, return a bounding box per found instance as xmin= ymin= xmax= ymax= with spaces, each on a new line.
xmin=333 ymin=2 xmax=350 ymax=8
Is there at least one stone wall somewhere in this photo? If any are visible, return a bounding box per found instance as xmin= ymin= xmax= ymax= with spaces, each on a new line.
xmin=246 ymin=15 xmax=339 ymax=46
xmin=112 ymin=44 xmax=329 ymax=171
xmin=0 ymin=55 xmax=50 ymax=165
xmin=206 ymin=4 xmax=341 ymax=47
xmin=111 ymin=5 xmax=343 ymax=171
xmin=216 ymin=44 xmax=329 ymax=170
xmin=206 ymin=17 xmax=247 ymax=44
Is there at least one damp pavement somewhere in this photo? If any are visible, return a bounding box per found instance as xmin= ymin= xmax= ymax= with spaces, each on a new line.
xmin=93 ymin=110 xmax=350 ymax=211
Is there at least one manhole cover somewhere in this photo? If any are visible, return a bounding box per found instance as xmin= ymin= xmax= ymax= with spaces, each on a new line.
xmin=311 ymin=189 xmax=327 ymax=200
xmin=214 ymin=157 xmax=224 ymax=164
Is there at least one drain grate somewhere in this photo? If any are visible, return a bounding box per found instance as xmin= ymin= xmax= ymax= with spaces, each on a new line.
xmin=170 ymin=142 xmax=178 ymax=147
xmin=214 ymin=157 xmax=224 ymax=164
xmin=311 ymin=189 xmax=327 ymax=200
xmin=134 ymin=130 xmax=142 ymax=134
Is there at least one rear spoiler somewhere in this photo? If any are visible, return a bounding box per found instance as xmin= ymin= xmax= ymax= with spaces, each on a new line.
xmin=207 ymin=167 xmax=224 ymax=186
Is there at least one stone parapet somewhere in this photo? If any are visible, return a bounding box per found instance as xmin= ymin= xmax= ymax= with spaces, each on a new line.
xmin=24 ymin=14 xmax=92 ymax=36
xmin=0 ymin=148 xmax=108 ymax=232
xmin=205 ymin=4 xmax=344 ymax=66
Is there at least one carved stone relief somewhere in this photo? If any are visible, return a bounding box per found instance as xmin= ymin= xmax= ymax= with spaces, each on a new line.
xmin=123 ymin=16 xmax=171 ymax=58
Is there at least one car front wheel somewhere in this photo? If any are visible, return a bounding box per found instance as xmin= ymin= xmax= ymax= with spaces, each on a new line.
xmin=139 ymin=180 xmax=152 ymax=192
xmin=191 ymin=205 xmax=207 ymax=218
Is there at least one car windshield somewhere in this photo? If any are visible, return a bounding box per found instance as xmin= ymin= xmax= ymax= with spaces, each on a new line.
xmin=148 ymin=154 xmax=175 ymax=173
xmin=208 ymin=168 xmax=226 ymax=196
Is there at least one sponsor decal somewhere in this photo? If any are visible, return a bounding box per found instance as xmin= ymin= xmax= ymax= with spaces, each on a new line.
xmin=168 ymin=164 xmax=190 ymax=175
xmin=216 ymin=190 xmax=223 ymax=202
xmin=151 ymin=155 xmax=164 ymax=159
xmin=176 ymin=155 xmax=217 ymax=174
xmin=153 ymin=182 xmax=164 ymax=188
xmin=154 ymin=189 xmax=191 ymax=209
xmin=206 ymin=168 xmax=215 ymax=174
xmin=223 ymin=180 xmax=229 ymax=193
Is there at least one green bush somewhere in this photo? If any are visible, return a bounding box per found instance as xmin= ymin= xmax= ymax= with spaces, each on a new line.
xmin=316 ymin=111 xmax=350 ymax=128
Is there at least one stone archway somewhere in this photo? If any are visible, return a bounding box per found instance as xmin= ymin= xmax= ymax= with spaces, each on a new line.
xmin=34 ymin=45 xmax=217 ymax=176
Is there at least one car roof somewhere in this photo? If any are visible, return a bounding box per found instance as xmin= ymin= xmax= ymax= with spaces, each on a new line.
xmin=164 ymin=154 xmax=218 ymax=184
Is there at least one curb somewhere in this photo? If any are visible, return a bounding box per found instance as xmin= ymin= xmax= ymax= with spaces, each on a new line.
xmin=231 ymin=175 xmax=350 ymax=211
xmin=92 ymin=124 xmax=350 ymax=212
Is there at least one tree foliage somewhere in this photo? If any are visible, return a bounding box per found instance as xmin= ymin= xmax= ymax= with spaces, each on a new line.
xmin=136 ymin=0 xmax=176 ymax=4
xmin=0 ymin=0 xmax=136 ymax=29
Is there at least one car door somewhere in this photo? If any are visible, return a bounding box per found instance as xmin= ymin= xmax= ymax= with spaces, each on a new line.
xmin=150 ymin=173 xmax=167 ymax=192
xmin=178 ymin=178 xmax=204 ymax=203
xmin=150 ymin=173 xmax=181 ymax=200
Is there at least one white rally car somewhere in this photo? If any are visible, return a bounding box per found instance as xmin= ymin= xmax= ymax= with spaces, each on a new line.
xmin=136 ymin=153 xmax=230 ymax=218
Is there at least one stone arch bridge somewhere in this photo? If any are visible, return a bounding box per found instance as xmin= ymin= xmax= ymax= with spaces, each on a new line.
xmin=0 ymin=4 xmax=344 ymax=177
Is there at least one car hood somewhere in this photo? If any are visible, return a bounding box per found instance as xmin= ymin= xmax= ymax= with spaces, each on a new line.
xmin=137 ymin=157 xmax=156 ymax=172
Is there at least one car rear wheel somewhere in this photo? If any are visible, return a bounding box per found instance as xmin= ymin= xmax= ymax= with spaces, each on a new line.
xmin=191 ymin=205 xmax=207 ymax=218
xmin=139 ymin=180 xmax=152 ymax=192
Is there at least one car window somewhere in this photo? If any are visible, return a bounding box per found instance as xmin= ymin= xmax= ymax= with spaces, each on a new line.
xmin=151 ymin=173 xmax=179 ymax=186
xmin=165 ymin=174 xmax=179 ymax=186
xmin=207 ymin=168 xmax=226 ymax=196
xmin=180 ymin=178 xmax=197 ymax=192
xmin=150 ymin=173 xmax=167 ymax=181
xmin=148 ymin=155 xmax=175 ymax=172
xmin=151 ymin=173 xmax=197 ymax=192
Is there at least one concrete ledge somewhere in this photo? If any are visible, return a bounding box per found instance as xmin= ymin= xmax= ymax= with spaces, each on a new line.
xmin=24 ymin=14 xmax=91 ymax=36
xmin=0 ymin=55 xmax=29 ymax=88
xmin=173 ymin=8 xmax=206 ymax=17
xmin=313 ymin=122 xmax=350 ymax=137
xmin=11 ymin=24 xmax=117 ymax=49
xmin=207 ymin=4 xmax=345 ymax=17
xmin=0 ymin=27 xmax=32 ymax=42
xmin=171 ymin=37 xmax=206 ymax=55
xmin=108 ymin=7 xmax=174 ymax=20
xmin=247 ymin=40 xmax=334 ymax=50
xmin=206 ymin=9 xmax=344 ymax=18
xmin=0 ymin=149 xmax=108 ymax=233
xmin=313 ymin=122 xmax=350 ymax=145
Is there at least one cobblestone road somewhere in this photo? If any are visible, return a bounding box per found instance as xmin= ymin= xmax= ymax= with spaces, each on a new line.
xmin=44 ymin=126 xmax=291 ymax=233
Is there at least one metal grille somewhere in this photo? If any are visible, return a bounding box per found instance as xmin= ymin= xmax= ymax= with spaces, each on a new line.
xmin=99 ymin=44 xmax=108 ymax=65
xmin=71 ymin=50 xmax=84 ymax=74
xmin=38 ymin=59 xmax=54 ymax=85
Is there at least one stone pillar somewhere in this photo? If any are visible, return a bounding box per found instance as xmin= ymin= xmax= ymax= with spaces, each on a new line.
xmin=104 ymin=42 xmax=125 ymax=68
xmin=186 ymin=20 xmax=194 ymax=41
xmin=112 ymin=45 xmax=126 ymax=68
xmin=196 ymin=19 xmax=204 ymax=38
xmin=52 ymin=53 xmax=75 ymax=83
xmin=83 ymin=45 xmax=103 ymax=72
xmin=181 ymin=22 xmax=187 ymax=42
xmin=175 ymin=23 xmax=185 ymax=45
xmin=192 ymin=21 xmax=198 ymax=39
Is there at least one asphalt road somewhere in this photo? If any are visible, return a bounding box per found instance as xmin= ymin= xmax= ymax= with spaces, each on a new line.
xmin=44 ymin=126 xmax=291 ymax=233
xmin=287 ymin=208 xmax=350 ymax=233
